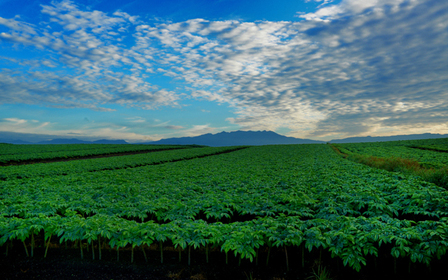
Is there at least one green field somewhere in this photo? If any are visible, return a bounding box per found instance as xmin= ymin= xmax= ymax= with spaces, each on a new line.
xmin=1 ymin=141 xmax=448 ymax=279
xmin=335 ymin=137 xmax=448 ymax=168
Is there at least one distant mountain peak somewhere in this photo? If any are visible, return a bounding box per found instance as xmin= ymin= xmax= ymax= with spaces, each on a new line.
xmin=147 ymin=130 xmax=324 ymax=146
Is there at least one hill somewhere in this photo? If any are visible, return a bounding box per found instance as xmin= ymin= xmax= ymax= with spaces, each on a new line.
xmin=147 ymin=130 xmax=325 ymax=146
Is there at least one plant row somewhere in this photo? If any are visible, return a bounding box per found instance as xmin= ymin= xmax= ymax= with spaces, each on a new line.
xmin=0 ymin=146 xmax=245 ymax=181
xmin=0 ymin=144 xmax=188 ymax=164
xmin=2 ymin=213 xmax=448 ymax=272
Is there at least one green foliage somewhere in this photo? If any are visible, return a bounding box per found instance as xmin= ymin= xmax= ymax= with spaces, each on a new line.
xmin=0 ymin=146 xmax=241 ymax=180
xmin=0 ymin=144 xmax=187 ymax=164
xmin=333 ymin=138 xmax=448 ymax=189
xmin=2 ymin=143 xmax=448 ymax=272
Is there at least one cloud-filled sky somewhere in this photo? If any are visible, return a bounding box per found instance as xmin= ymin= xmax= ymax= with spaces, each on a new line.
xmin=0 ymin=0 xmax=447 ymax=142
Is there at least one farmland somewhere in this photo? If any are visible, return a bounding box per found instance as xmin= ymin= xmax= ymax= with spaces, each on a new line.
xmin=1 ymin=140 xmax=448 ymax=279
xmin=333 ymin=138 xmax=448 ymax=189
xmin=334 ymin=137 xmax=448 ymax=168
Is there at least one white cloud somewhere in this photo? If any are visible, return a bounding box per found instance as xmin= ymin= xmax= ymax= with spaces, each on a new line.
xmin=41 ymin=0 xmax=127 ymax=33
xmin=298 ymin=0 xmax=419 ymax=21
xmin=0 ymin=1 xmax=180 ymax=111
xmin=305 ymin=0 xmax=335 ymax=7
xmin=183 ymin=124 xmax=217 ymax=136
xmin=0 ymin=117 xmax=158 ymax=142
xmin=165 ymin=125 xmax=184 ymax=130
xmin=297 ymin=5 xmax=343 ymax=22
xmin=2 ymin=118 xmax=27 ymax=124
xmin=126 ymin=117 xmax=146 ymax=123
xmin=0 ymin=16 xmax=37 ymax=34
xmin=0 ymin=118 xmax=57 ymax=135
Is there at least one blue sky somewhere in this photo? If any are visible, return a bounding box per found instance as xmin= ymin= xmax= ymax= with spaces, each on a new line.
xmin=0 ymin=0 xmax=447 ymax=143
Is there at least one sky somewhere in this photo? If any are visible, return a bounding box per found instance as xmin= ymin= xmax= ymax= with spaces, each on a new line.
xmin=0 ymin=0 xmax=447 ymax=143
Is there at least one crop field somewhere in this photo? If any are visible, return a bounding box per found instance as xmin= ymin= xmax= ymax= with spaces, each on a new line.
xmin=0 ymin=143 xmax=192 ymax=164
xmin=1 ymin=141 xmax=448 ymax=279
xmin=332 ymin=138 xmax=448 ymax=190
xmin=334 ymin=138 xmax=448 ymax=168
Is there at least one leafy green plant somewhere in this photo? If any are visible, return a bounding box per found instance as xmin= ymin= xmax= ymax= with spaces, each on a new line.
xmin=3 ymin=143 xmax=448 ymax=273
xmin=306 ymin=264 xmax=332 ymax=280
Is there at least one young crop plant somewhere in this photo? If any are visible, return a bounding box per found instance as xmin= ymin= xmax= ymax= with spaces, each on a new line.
xmin=307 ymin=263 xmax=333 ymax=280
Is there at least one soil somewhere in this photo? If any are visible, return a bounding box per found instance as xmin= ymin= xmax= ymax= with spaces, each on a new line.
xmin=2 ymin=241 xmax=447 ymax=280
xmin=1 ymin=244 xmax=298 ymax=280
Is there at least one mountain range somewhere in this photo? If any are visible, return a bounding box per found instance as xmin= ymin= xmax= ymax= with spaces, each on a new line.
xmin=0 ymin=131 xmax=447 ymax=146
xmin=146 ymin=130 xmax=324 ymax=146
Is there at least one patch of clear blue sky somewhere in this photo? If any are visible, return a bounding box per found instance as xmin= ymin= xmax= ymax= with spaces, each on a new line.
xmin=89 ymin=0 xmax=324 ymax=22
xmin=276 ymin=127 xmax=293 ymax=136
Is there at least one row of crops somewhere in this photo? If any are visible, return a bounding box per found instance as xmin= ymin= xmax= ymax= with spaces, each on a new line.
xmin=2 ymin=143 xmax=448 ymax=273
xmin=0 ymin=143 xmax=190 ymax=164
xmin=0 ymin=146 xmax=244 ymax=181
